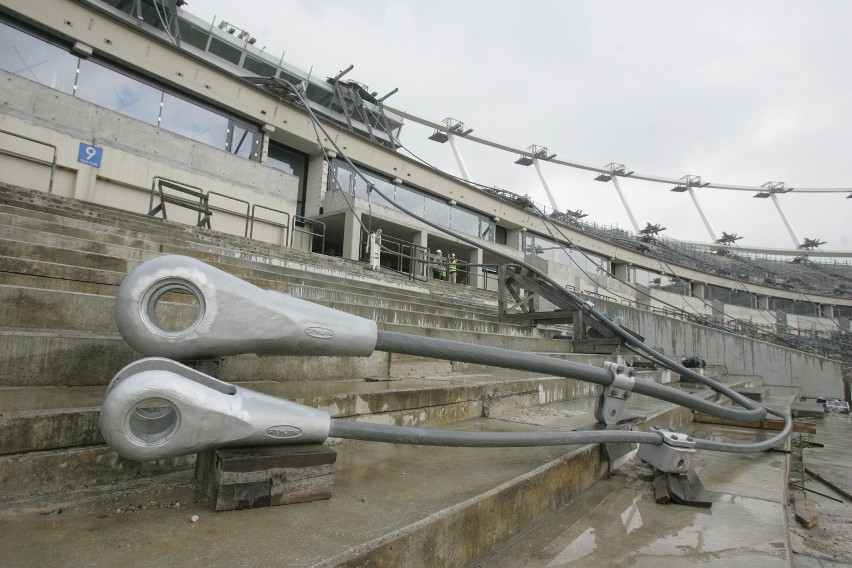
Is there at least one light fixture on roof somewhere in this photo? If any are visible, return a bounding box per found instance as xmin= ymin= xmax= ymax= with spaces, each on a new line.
xmin=515 ymin=145 xmax=556 ymax=166
xmin=594 ymin=162 xmax=632 ymax=182
xmin=428 ymin=118 xmax=473 ymax=144
xmin=428 ymin=130 xmax=449 ymax=143
xmin=754 ymin=181 xmax=791 ymax=198
xmin=670 ymin=175 xmax=708 ymax=192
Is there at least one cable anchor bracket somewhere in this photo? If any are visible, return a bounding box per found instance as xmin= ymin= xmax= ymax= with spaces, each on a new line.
xmin=594 ymin=361 xmax=635 ymax=425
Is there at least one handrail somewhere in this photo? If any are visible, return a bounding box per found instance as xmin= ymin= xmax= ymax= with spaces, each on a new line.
xmin=149 ymin=177 xmax=211 ymax=228
xmin=0 ymin=128 xmax=57 ymax=193
xmin=293 ymin=215 xmax=326 ymax=253
xmin=208 ymin=191 xmax=251 ymax=237
xmin=250 ymin=204 xmax=291 ymax=246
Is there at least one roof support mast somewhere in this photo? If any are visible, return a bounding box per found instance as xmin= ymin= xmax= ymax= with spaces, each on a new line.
xmin=594 ymin=163 xmax=640 ymax=234
xmin=515 ymin=145 xmax=559 ymax=212
xmin=753 ymin=182 xmax=800 ymax=248
xmin=428 ymin=118 xmax=474 ymax=182
xmin=671 ymin=176 xmax=717 ymax=242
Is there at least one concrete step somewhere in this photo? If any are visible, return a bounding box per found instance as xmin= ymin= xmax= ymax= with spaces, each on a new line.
xmin=0 ymin=375 xmax=773 ymax=566
xmin=0 ymin=360 xmax=623 ymax=453
xmin=0 ymin=191 xmax=497 ymax=303
xmin=0 ymin=282 xmax=529 ymax=339
xmin=0 ymin=186 xmax=499 ymax=304
xmin=0 ymin=365 xmax=736 ymax=502
xmin=0 ymin=234 xmax=504 ymax=323
xmin=477 ymin=390 xmax=796 ymax=567
xmin=0 ymin=319 xmax=574 ymax=387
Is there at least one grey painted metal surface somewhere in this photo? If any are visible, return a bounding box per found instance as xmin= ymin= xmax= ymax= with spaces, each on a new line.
xmin=115 ymin=254 xmax=378 ymax=360
xmin=99 ymin=358 xmax=331 ymax=461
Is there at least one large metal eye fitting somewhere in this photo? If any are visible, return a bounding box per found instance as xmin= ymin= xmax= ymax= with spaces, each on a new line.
xmin=114 ymin=255 xmax=378 ymax=360
xmin=100 ymin=358 xmax=330 ymax=461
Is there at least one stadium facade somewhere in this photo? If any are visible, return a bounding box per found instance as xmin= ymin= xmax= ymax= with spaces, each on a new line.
xmin=1 ymin=0 xmax=851 ymax=340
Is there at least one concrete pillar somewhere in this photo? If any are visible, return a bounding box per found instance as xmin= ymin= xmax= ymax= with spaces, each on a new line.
xmin=612 ymin=261 xmax=630 ymax=282
xmin=468 ymin=247 xmax=484 ymax=289
xmin=73 ymin=165 xmax=97 ymax=202
xmin=342 ymin=209 xmax=361 ymax=261
xmin=692 ymin=282 xmax=706 ymax=299
xmin=260 ymin=124 xmax=274 ymax=164
xmin=412 ymin=231 xmax=429 ymax=278
xmin=506 ymin=228 xmax=526 ymax=252
xmin=758 ymin=295 xmax=770 ymax=310
xmin=711 ymin=300 xmax=725 ymax=324
xmin=775 ymin=311 xmax=788 ymax=334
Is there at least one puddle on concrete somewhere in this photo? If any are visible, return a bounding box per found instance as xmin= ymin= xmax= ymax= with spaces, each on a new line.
xmin=487 ymin=474 xmax=788 ymax=567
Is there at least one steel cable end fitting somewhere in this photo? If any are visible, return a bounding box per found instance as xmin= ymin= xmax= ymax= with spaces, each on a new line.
xmin=115 ymin=255 xmax=378 ymax=360
xmin=638 ymin=427 xmax=696 ymax=473
xmin=99 ymin=358 xmax=331 ymax=461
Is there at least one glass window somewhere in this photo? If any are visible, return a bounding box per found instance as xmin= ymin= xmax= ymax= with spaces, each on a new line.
xmin=229 ymin=123 xmax=258 ymax=159
xmin=269 ymin=144 xmax=305 ymax=177
xmin=425 ymin=197 xmax=451 ymax=229
xmin=370 ymin=178 xmax=395 ymax=205
xmin=0 ymin=22 xmax=77 ymax=94
xmin=243 ymin=55 xmax=276 ymax=77
xmin=208 ymin=36 xmax=242 ymax=65
xmin=177 ymin=18 xmax=211 ymax=51
xmin=354 ymin=173 xmax=371 ymax=200
xmin=495 ymin=225 xmax=507 ymax=245
xmin=394 ymin=186 xmax=425 ymax=217
xmin=332 ymin=166 xmax=353 ymax=193
xmin=76 ymin=59 xmax=161 ymax=125
xmin=160 ymin=93 xmax=229 ymax=148
xmin=451 ymin=208 xmax=481 ymax=237
xmin=268 ymin=142 xmax=308 ymax=216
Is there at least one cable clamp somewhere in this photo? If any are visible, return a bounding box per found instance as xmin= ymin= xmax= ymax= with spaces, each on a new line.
xmin=638 ymin=426 xmax=696 ymax=473
xmin=594 ymin=361 xmax=635 ymax=425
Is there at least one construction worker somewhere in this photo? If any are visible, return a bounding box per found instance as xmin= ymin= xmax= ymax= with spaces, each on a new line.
xmin=431 ymin=249 xmax=445 ymax=280
xmin=448 ymin=253 xmax=458 ymax=283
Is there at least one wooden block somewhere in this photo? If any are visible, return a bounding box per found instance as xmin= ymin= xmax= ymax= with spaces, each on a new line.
xmin=794 ymin=497 xmax=819 ymax=528
xmin=693 ymin=412 xmax=816 ymax=434
xmin=195 ymin=444 xmax=337 ymax=512
xmin=653 ymin=474 xmax=670 ymax=504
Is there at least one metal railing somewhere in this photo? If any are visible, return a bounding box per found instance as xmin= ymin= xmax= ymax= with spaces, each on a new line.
xmin=293 ymin=215 xmax=326 ymax=254
xmin=250 ymin=204 xmax=291 ymax=246
xmin=148 ymin=177 xmax=211 ymax=228
xmin=0 ymin=128 xmax=57 ymax=193
xmin=208 ymin=191 xmax=250 ymax=237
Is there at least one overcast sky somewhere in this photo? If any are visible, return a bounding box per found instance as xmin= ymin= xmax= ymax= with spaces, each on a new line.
xmin=188 ymin=1 xmax=852 ymax=252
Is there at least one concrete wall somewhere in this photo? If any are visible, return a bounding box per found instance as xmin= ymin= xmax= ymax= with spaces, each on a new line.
xmin=1 ymin=70 xmax=300 ymax=240
xmin=594 ymin=297 xmax=843 ymax=397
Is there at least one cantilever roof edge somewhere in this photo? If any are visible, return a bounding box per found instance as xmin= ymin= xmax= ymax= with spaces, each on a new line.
xmin=388 ymin=108 xmax=852 ymax=194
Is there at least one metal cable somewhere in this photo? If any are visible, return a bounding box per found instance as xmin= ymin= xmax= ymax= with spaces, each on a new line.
xmin=329 ymin=419 xmax=663 ymax=447
xmin=376 ymin=330 xmax=766 ymax=422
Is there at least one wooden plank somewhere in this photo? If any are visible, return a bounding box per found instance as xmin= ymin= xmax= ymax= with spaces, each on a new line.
xmin=693 ymin=412 xmax=816 ymax=434
xmin=653 ymin=474 xmax=670 ymax=504
xmin=195 ymin=444 xmax=337 ymax=512
xmin=794 ymin=497 xmax=819 ymax=528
